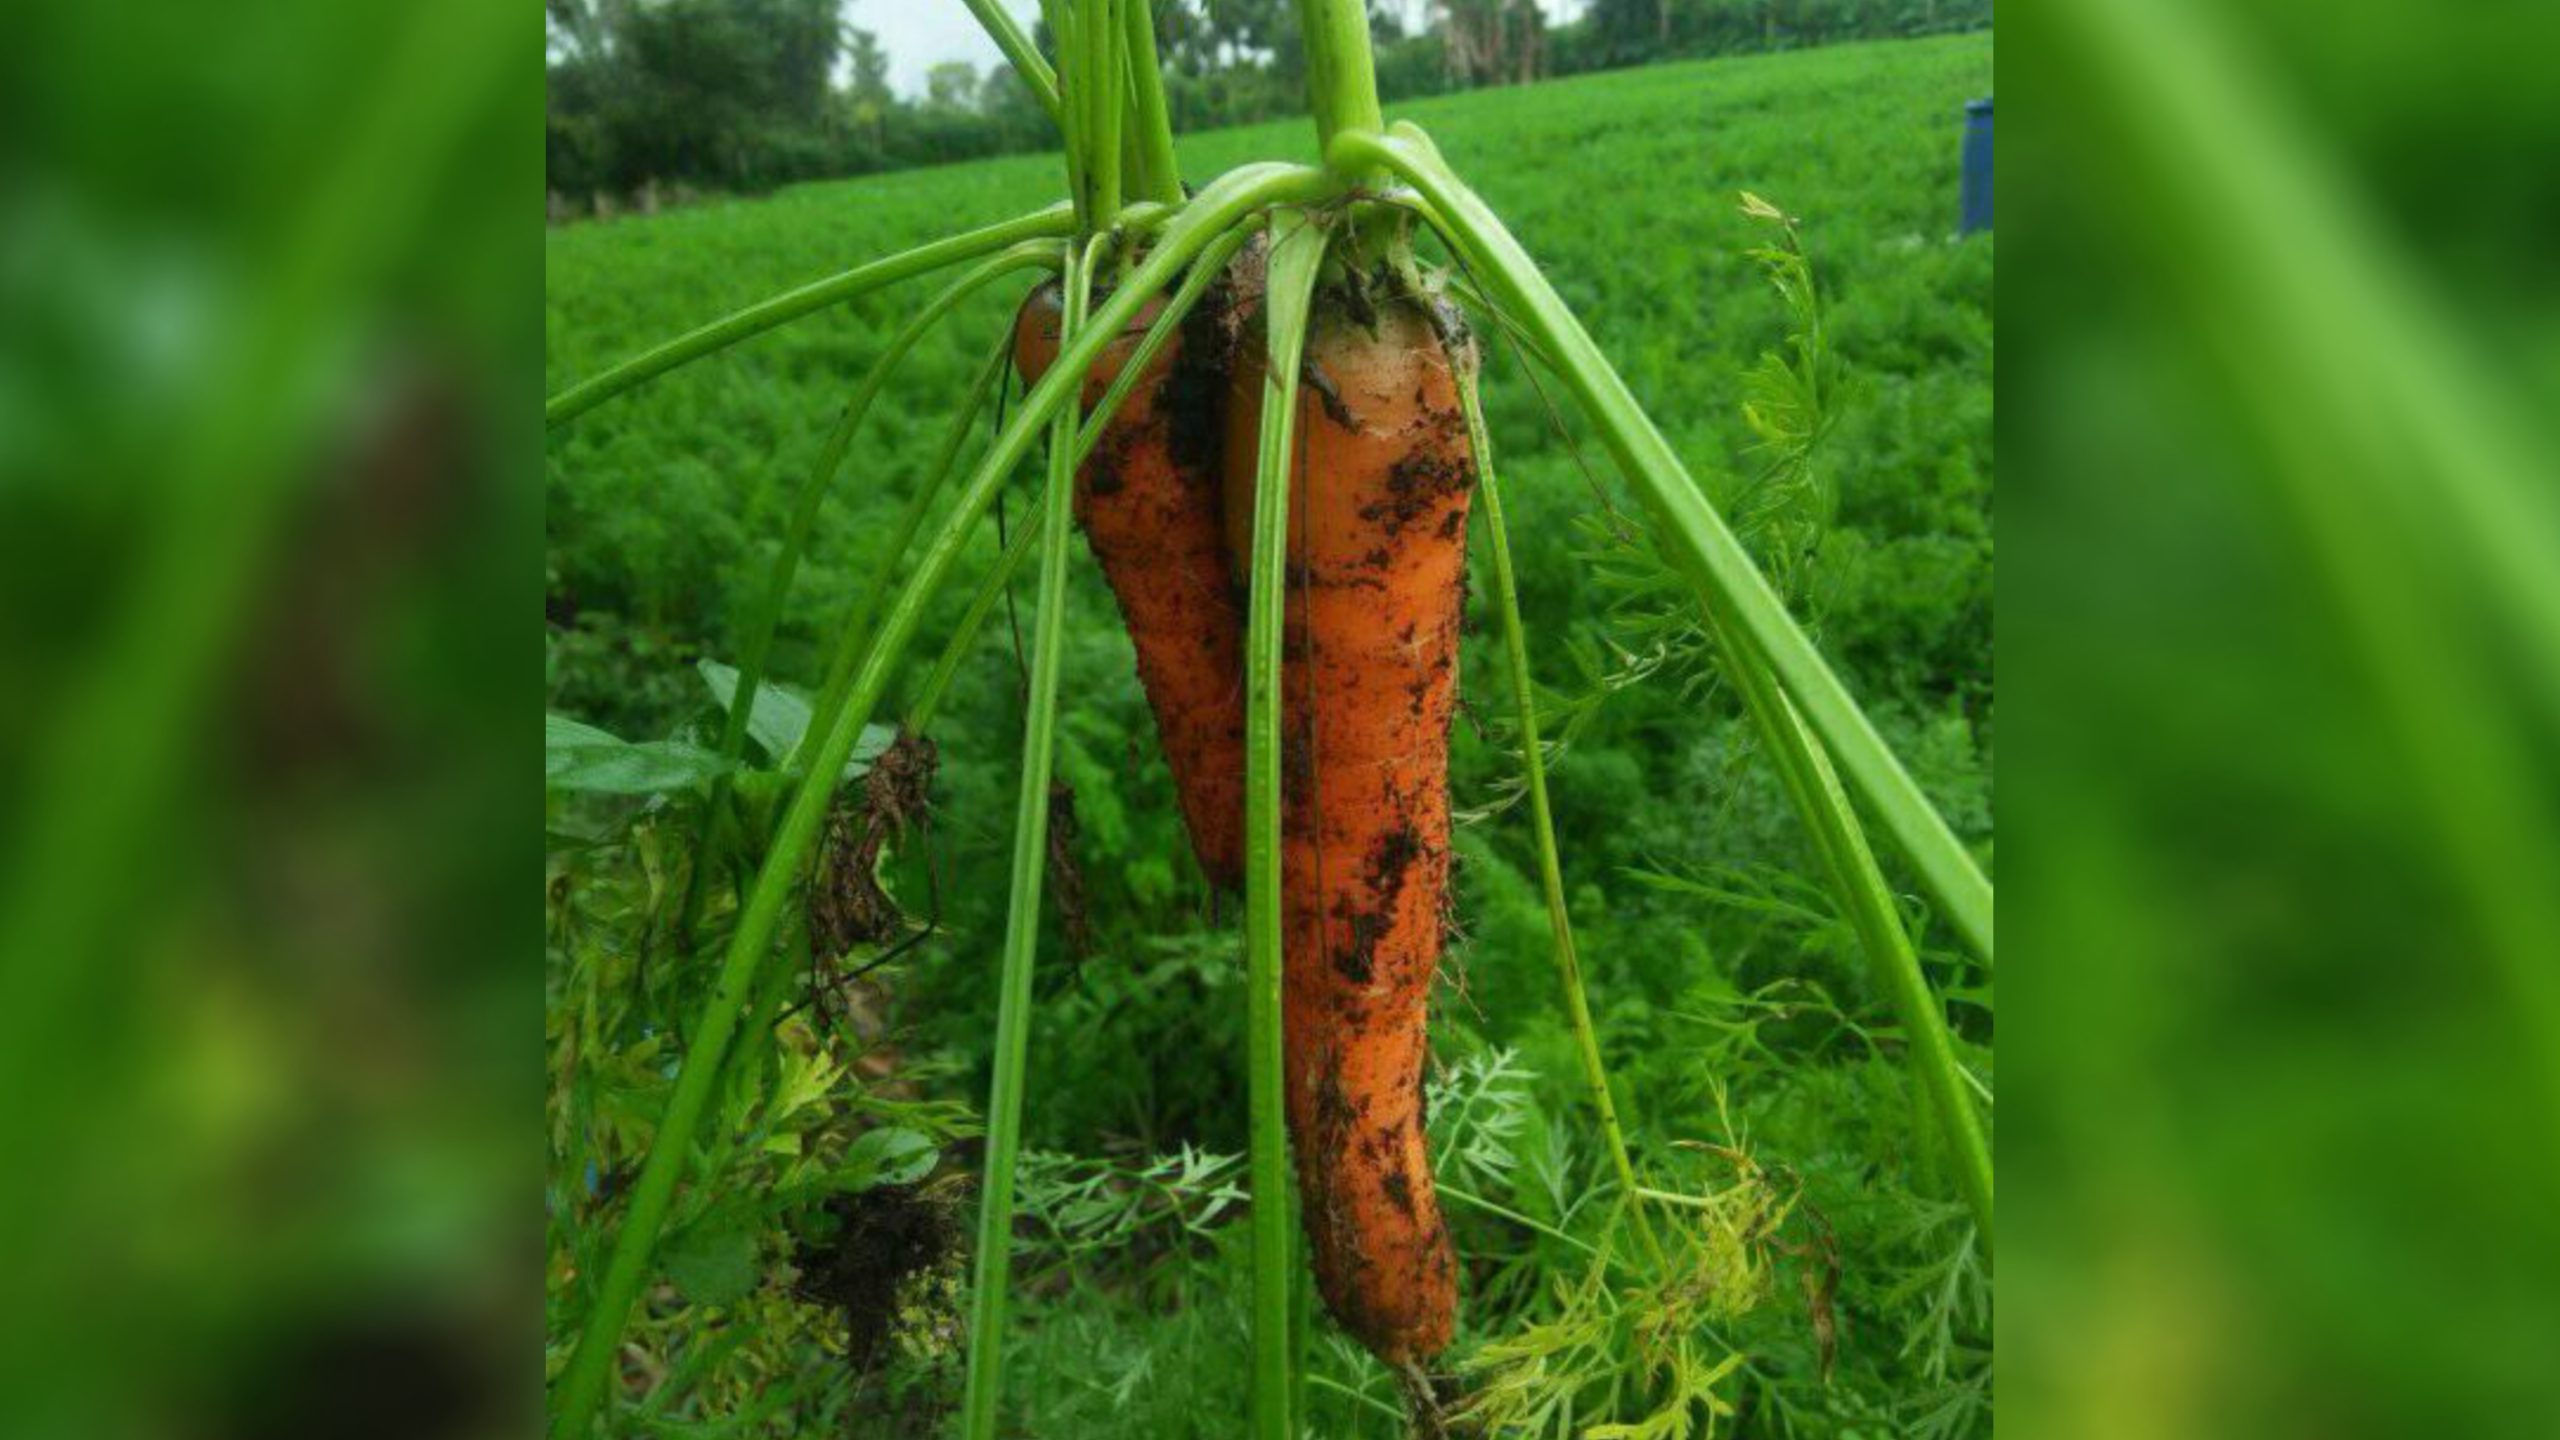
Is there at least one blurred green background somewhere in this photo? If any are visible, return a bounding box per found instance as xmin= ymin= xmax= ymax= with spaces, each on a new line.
xmin=0 ymin=0 xmax=533 ymax=1435
xmin=2001 ymin=0 xmax=2560 ymax=1435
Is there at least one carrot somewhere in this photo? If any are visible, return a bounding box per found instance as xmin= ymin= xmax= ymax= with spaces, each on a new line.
xmin=1013 ymin=278 xmax=1247 ymax=890
xmin=1224 ymin=273 xmax=1476 ymax=1366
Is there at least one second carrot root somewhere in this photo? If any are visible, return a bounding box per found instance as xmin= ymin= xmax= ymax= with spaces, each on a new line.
xmin=1014 ymin=277 xmax=1249 ymax=889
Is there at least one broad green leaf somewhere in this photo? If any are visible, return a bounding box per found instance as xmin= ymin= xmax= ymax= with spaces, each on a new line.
xmin=547 ymin=737 xmax=735 ymax=795
xmin=840 ymin=724 xmax=898 ymax=781
xmin=698 ymin=659 xmax=895 ymax=779
xmin=545 ymin=712 xmax=619 ymax=752
xmin=661 ymin=1219 xmax=758 ymax=1308
xmin=548 ymin=709 xmax=741 ymax=794
xmin=698 ymin=659 xmax=812 ymax=762
xmin=833 ymin=1127 xmax=937 ymax=1192
xmin=548 ymin=711 xmax=735 ymax=793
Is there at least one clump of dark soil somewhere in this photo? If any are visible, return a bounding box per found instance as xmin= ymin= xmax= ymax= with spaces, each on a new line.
xmin=792 ymin=1183 xmax=960 ymax=1375
xmin=1359 ymin=409 xmax=1475 ymax=535
xmin=1165 ymin=261 xmax=1234 ymax=483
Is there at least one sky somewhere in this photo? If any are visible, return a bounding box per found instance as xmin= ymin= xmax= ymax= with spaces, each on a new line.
xmin=852 ymin=1 xmax=1041 ymax=98
xmin=854 ymin=2 xmax=1593 ymax=99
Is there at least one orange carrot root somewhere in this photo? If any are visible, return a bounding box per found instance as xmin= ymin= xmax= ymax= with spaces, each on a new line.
xmin=1225 ymin=275 xmax=1476 ymax=1365
xmin=1014 ymin=279 xmax=1248 ymax=890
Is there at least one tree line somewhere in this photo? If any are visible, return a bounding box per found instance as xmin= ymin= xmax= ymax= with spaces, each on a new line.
xmin=545 ymin=0 xmax=1989 ymax=211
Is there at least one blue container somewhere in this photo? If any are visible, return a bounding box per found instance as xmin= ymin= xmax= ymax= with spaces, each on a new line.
xmin=1960 ymin=97 xmax=1993 ymax=233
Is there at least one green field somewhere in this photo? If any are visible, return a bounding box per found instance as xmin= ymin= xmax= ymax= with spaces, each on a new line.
xmin=549 ymin=32 xmax=1992 ymax=1438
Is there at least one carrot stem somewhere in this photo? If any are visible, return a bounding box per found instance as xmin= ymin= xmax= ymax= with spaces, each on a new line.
xmin=958 ymin=236 xmax=1096 ymax=1440
xmin=959 ymin=0 xmax=1062 ymax=126
xmin=545 ymin=204 xmax=1076 ymax=427
xmin=905 ymin=506 xmax=1041 ymax=735
xmin=1294 ymin=0 xmax=1384 ymax=167
xmin=1244 ymin=208 xmax=1331 ymax=1440
xmin=1336 ymin=127 xmax=1995 ymax=969
xmin=1052 ymin=0 xmax=1089 ymax=233
xmin=796 ymin=326 xmax=1016 ymax=771
xmin=1084 ymin=0 xmax=1123 ymax=229
xmin=1723 ymin=646 xmax=1995 ymax=1249
xmin=907 ymin=229 xmax=1249 ymax=735
xmin=1070 ymin=227 xmax=1256 ymax=462
xmin=1438 ymin=1184 xmax=1602 ymax=1261
xmin=1460 ymin=371 xmax=1663 ymax=1264
xmin=683 ymin=245 xmax=1056 ymax=934
xmin=1118 ymin=0 xmax=1184 ymax=207
xmin=1347 ymin=128 xmax=1994 ymax=1243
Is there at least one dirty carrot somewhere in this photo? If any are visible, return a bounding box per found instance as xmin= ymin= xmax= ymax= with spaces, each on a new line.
xmin=1014 ymin=277 xmax=1248 ymax=889
xmin=1225 ymin=268 xmax=1476 ymax=1367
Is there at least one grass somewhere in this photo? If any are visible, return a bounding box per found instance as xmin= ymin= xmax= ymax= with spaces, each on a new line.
xmin=547 ymin=31 xmax=1992 ymax=1439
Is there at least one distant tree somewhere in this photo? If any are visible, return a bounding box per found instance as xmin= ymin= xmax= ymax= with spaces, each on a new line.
xmin=546 ymin=0 xmax=843 ymax=193
xmin=546 ymin=0 xmax=619 ymax=63
xmin=1159 ymin=0 xmax=1219 ymax=75
xmin=1515 ymin=0 xmax=1549 ymax=82
xmin=981 ymin=62 xmax=1056 ymax=143
xmin=843 ymin=27 xmax=894 ymax=156
xmin=1204 ymin=0 xmax=1287 ymax=67
xmin=925 ymin=60 xmax=983 ymax=112
xmin=846 ymin=28 xmax=893 ymax=106
xmin=1438 ymin=0 xmax=1544 ymax=86
xmin=1585 ymin=0 xmax=1661 ymax=64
